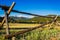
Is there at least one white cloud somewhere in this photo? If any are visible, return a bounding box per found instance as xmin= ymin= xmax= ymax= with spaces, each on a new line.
xmin=14 ymin=14 xmax=35 ymax=18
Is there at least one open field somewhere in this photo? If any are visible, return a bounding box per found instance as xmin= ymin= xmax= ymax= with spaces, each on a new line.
xmin=2 ymin=23 xmax=40 ymax=28
xmin=1 ymin=28 xmax=60 ymax=40
xmin=1 ymin=23 xmax=60 ymax=40
xmin=0 ymin=23 xmax=60 ymax=29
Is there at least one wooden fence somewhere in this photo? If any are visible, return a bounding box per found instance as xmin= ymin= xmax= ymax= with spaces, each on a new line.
xmin=0 ymin=2 xmax=59 ymax=40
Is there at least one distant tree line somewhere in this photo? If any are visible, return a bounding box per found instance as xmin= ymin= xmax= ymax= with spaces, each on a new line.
xmin=0 ymin=15 xmax=60 ymax=23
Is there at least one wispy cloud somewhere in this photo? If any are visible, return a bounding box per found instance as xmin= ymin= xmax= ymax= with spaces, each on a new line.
xmin=14 ymin=14 xmax=35 ymax=18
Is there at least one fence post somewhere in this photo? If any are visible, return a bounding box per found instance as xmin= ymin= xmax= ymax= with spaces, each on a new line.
xmin=4 ymin=2 xmax=16 ymax=40
xmin=4 ymin=10 xmax=9 ymax=35
xmin=49 ymin=15 xmax=58 ymax=29
xmin=4 ymin=10 xmax=9 ymax=40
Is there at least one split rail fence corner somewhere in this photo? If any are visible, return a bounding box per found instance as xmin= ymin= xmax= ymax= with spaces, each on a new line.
xmin=0 ymin=2 xmax=59 ymax=40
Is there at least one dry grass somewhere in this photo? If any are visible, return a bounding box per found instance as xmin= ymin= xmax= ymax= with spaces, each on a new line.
xmin=3 ymin=23 xmax=40 ymax=28
xmin=0 ymin=22 xmax=60 ymax=30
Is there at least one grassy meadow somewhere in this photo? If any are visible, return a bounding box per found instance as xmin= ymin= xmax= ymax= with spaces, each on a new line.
xmin=0 ymin=23 xmax=60 ymax=40
xmin=3 ymin=23 xmax=40 ymax=28
xmin=0 ymin=27 xmax=60 ymax=40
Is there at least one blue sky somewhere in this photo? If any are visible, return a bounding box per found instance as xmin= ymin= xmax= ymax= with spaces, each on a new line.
xmin=0 ymin=0 xmax=60 ymax=18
